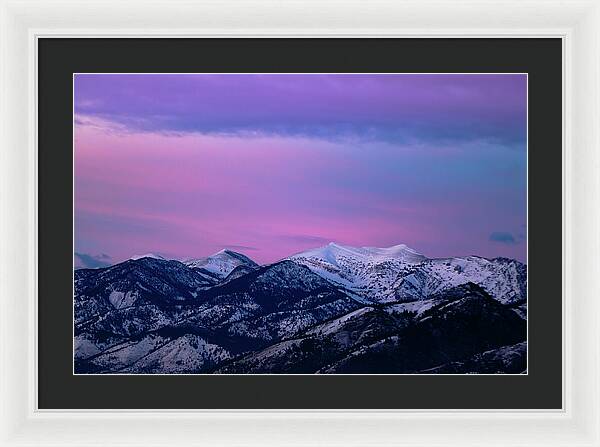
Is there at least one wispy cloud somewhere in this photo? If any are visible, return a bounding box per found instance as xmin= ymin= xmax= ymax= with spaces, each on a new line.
xmin=278 ymin=234 xmax=331 ymax=245
xmin=221 ymin=244 xmax=259 ymax=252
xmin=75 ymin=252 xmax=112 ymax=269
xmin=489 ymin=232 xmax=517 ymax=245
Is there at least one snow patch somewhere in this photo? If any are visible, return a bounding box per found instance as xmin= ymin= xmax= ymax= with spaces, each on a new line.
xmin=108 ymin=290 xmax=138 ymax=309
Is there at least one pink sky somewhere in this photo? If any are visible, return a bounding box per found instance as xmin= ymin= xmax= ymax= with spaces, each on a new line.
xmin=74 ymin=74 xmax=527 ymax=265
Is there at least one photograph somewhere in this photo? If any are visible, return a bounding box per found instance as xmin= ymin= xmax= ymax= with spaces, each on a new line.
xmin=73 ymin=73 xmax=527 ymax=375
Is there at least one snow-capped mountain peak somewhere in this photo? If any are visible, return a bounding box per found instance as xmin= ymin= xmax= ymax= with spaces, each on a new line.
xmin=288 ymin=242 xmax=427 ymax=298
xmin=294 ymin=242 xmax=426 ymax=259
xmin=184 ymin=249 xmax=258 ymax=279
xmin=130 ymin=253 xmax=166 ymax=261
xmin=291 ymin=242 xmax=421 ymax=266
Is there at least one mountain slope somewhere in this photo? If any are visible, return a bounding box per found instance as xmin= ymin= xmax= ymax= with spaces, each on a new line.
xmin=75 ymin=258 xmax=361 ymax=373
xmin=74 ymin=257 xmax=214 ymax=361
xmin=419 ymin=341 xmax=527 ymax=374
xmin=216 ymin=306 xmax=412 ymax=374
xmin=181 ymin=260 xmax=362 ymax=343
xmin=218 ymin=283 xmax=526 ymax=374
xmin=75 ymin=257 xmax=208 ymax=315
xmin=320 ymin=284 xmax=526 ymax=374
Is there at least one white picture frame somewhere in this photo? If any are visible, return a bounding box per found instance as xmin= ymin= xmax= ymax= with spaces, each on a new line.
xmin=1 ymin=0 xmax=598 ymax=445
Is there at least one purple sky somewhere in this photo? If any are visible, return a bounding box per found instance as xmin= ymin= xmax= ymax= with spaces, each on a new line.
xmin=74 ymin=74 xmax=527 ymax=265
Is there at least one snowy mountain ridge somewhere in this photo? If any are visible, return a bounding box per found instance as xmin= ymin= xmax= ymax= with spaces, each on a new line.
xmin=288 ymin=242 xmax=526 ymax=304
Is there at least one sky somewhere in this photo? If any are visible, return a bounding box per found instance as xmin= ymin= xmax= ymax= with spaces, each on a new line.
xmin=74 ymin=74 xmax=527 ymax=266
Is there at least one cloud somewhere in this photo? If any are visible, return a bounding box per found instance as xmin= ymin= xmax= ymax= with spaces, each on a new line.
xmin=222 ymin=245 xmax=258 ymax=252
xmin=278 ymin=235 xmax=331 ymax=245
xmin=489 ymin=232 xmax=517 ymax=245
xmin=75 ymin=252 xmax=112 ymax=269
xmin=74 ymin=74 xmax=527 ymax=147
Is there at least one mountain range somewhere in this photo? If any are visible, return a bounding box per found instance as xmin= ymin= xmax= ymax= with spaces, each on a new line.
xmin=74 ymin=243 xmax=527 ymax=374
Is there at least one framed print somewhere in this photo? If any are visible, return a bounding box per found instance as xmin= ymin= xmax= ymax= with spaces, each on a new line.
xmin=39 ymin=37 xmax=560 ymax=410
xmin=1 ymin=0 xmax=600 ymax=446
